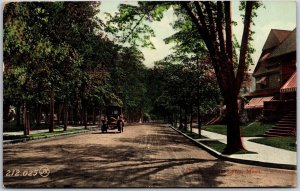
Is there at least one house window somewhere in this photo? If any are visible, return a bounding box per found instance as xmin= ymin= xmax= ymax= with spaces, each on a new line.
xmin=256 ymin=76 xmax=267 ymax=90
xmin=268 ymin=73 xmax=280 ymax=88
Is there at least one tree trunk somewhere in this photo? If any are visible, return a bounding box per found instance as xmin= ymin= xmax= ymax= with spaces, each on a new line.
xmin=16 ymin=104 xmax=21 ymax=128
xmin=197 ymin=58 xmax=201 ymax=138
xmin=180 ymin=1 xmax=254 ymax=153
xmin=197 ymin=106 xmax=202 ymax=138
xmin=173 ymin=112 xmax=175 ymax=127
xmin=63 ymin=101 xmax=68 ymax=131
xmin=223 ymin=96 xmax=245 ymax=154
xmin=49 ymin=89 xmax=54 ymax=133
xmin=23 ymin=103 xmax=29 ymax=135
xmin=99 ymin=108 xmax=102 ymax=124
xmin=26 ymin=110 xmax=30 ymax=135
xmin=140 ymin=108 xmax=143 ymax=123
xmin=190 ymin=106 xmax=193 ymax=133
xmin=57 ymin=103 xmax=62 ymax=125
xmin=83 ymin=106 xmax=87 ymax=129
xmin=75 ymin=105 xmax=80 ymax=125
xmin=179 ymin=106 xmax=183 ymax=129
xmin=36 ymin=104 xmax=42 ymax=126
xmin=23 ymin=104 xmax=27 ymax=135
xmin=70 ymin=108 xmax=74 ymax=125
xmin=92 ymin=107 xmax=96 ymax=125
xmin=3 ymin=103 xmax=10 ymax=122
xmin=184 ymin=107 xmax=188 ymax=131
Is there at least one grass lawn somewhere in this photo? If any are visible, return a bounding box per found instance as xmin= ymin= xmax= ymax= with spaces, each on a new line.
xmin=186 ymin=132 xmax=201 ymax=139
xmin=204 ymin=125 xmax=227 ymax=135
xmin=248 ymin=137 xmax=296 ymax=152
xmin=3 ymin=129 xmax=89 ymax=140
xmin=241 ymin=122 xmax=275 ymax=137
xmin=203 ymin=121 xmax=274 ymax=137
xmin=179 ymin=129 xmax=207 ymax=139
xmin=199 ymin=140 xmax=257 ymax=155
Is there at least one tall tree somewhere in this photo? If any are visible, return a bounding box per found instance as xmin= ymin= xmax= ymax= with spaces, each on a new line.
xmin=180 ymin=1 xmax=260 ymax=153
xmin=106 ymin=1 xmax=261 ymax=153
xmin=108 ymin=46 xmax=148 ymax=122
xmin=3 ymin=2 xmax=118 ymax=133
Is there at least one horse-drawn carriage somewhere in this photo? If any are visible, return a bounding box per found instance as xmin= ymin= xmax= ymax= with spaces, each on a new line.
xmin=101 ymin=106 xmax=124 ymax=133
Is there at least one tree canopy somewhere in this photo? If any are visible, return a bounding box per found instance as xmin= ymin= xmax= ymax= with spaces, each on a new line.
xmin=4 ymin=1 xmax=263 ymax=154
xmin=3 ymin=2 xmax=148 ymax=132
xmin=105 ymin=1 xmax=263 ymax=153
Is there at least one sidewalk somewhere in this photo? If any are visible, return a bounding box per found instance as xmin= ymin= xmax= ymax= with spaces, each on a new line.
xmin=171 ymin=126 xmax=297 ymax=170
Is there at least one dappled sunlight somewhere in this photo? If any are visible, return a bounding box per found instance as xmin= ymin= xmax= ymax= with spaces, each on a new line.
xmin=4 ymin=125 xmax=224 ymax=187
xmin=3 ymin=124 xmax=296 ymax=187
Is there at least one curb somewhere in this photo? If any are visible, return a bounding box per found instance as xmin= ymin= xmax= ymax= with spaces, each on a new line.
xmin=169 ymin=125 xmax=296 ymax=170
xmin=3 ymin=129 xmax=93 ymax=145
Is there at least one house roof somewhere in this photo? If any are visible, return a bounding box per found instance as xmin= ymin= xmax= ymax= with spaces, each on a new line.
xmin=281 ymin=71 xmax=296 ymax=93
xmin=258 ymin=52 xmax=271 ymax=62
xmin=253 ymin=61 xmax=280 ymax=77
xmin=253 ymin=28 xmax=295 ymax=77
xmin=262 ymin=29 xmax=292 ymax=51
xmin=269 ymin=28 xmax=296 ymax=58
xmin=245 ymin=96 xmax=273 ymax=109
xmin=245 ymin=87 xmax=280 ymax=98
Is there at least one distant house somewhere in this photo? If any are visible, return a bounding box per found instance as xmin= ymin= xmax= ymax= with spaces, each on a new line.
xmin=245 ymin=28 xmax=296 ymax=122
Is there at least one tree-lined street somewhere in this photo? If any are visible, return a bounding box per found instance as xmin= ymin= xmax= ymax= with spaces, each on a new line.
xmin=3 ymin=124 xmax=296 ymax=187
xmin=3 ymin=1 xmax=297 ymax=188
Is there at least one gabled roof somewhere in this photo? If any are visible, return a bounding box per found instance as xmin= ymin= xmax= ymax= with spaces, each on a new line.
xmin=281 ymin=71 xmax=296 ymax=93
xmin=262 ymin=29 xmax=292 ymax=51
xmin=253 ymin=28 xmax=294 ymax=77
xmin=269 ymin=28 xmax=296 ymax=58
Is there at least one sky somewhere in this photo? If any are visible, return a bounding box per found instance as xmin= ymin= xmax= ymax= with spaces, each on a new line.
xmin=98 ymin=0 xmax=296 ymax=72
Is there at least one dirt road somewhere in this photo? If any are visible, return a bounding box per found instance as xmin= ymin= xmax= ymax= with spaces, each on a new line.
xmin=3 ymin=124 xmax=296 ymax=187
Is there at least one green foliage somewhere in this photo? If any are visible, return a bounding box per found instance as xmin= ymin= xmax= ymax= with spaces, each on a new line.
xmin=147 ymin=53 xmax=220 ymax=121
xmin=203 ymin=122 xmax=274 ymax=137
xmin=107 ymin=46 xmax=148 ymax=120
xmin=105 ymin=2 xmax=173 ymax=48
xmin=107 ymin=1 xmax=266 ymax=123
xmin=3 ymin=2 xmax=124 ymax=128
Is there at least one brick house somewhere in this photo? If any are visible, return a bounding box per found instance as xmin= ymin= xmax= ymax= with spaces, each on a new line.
xmin=244 ymin=28 xmax=296 ymax=136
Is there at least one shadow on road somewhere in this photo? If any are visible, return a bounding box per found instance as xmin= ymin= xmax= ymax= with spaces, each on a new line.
xmin=91 ymin=131 xmax=121 ymax=134
xmin=3 ymin=125 xmax=230 ymax=188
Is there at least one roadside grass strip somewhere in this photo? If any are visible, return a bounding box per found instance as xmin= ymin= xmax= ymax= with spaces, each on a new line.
xmin=3 ymin=129 xmax=89 ymax=141
xmin=176 ymin=127 xmax=257 ymax=155
xmin=180 ymin=129 xmax=204 ymax=139
xmin=248 ymin=137 xmax=296 ymax=152
xmin=203 ymin=121 xmax=274 ymax=137
xmin=199 ymin=140 xmax=257 ymax=155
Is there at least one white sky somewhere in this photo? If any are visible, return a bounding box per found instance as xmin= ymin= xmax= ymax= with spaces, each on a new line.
xmin=99 ymin=0 xmax=296 ymax=72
